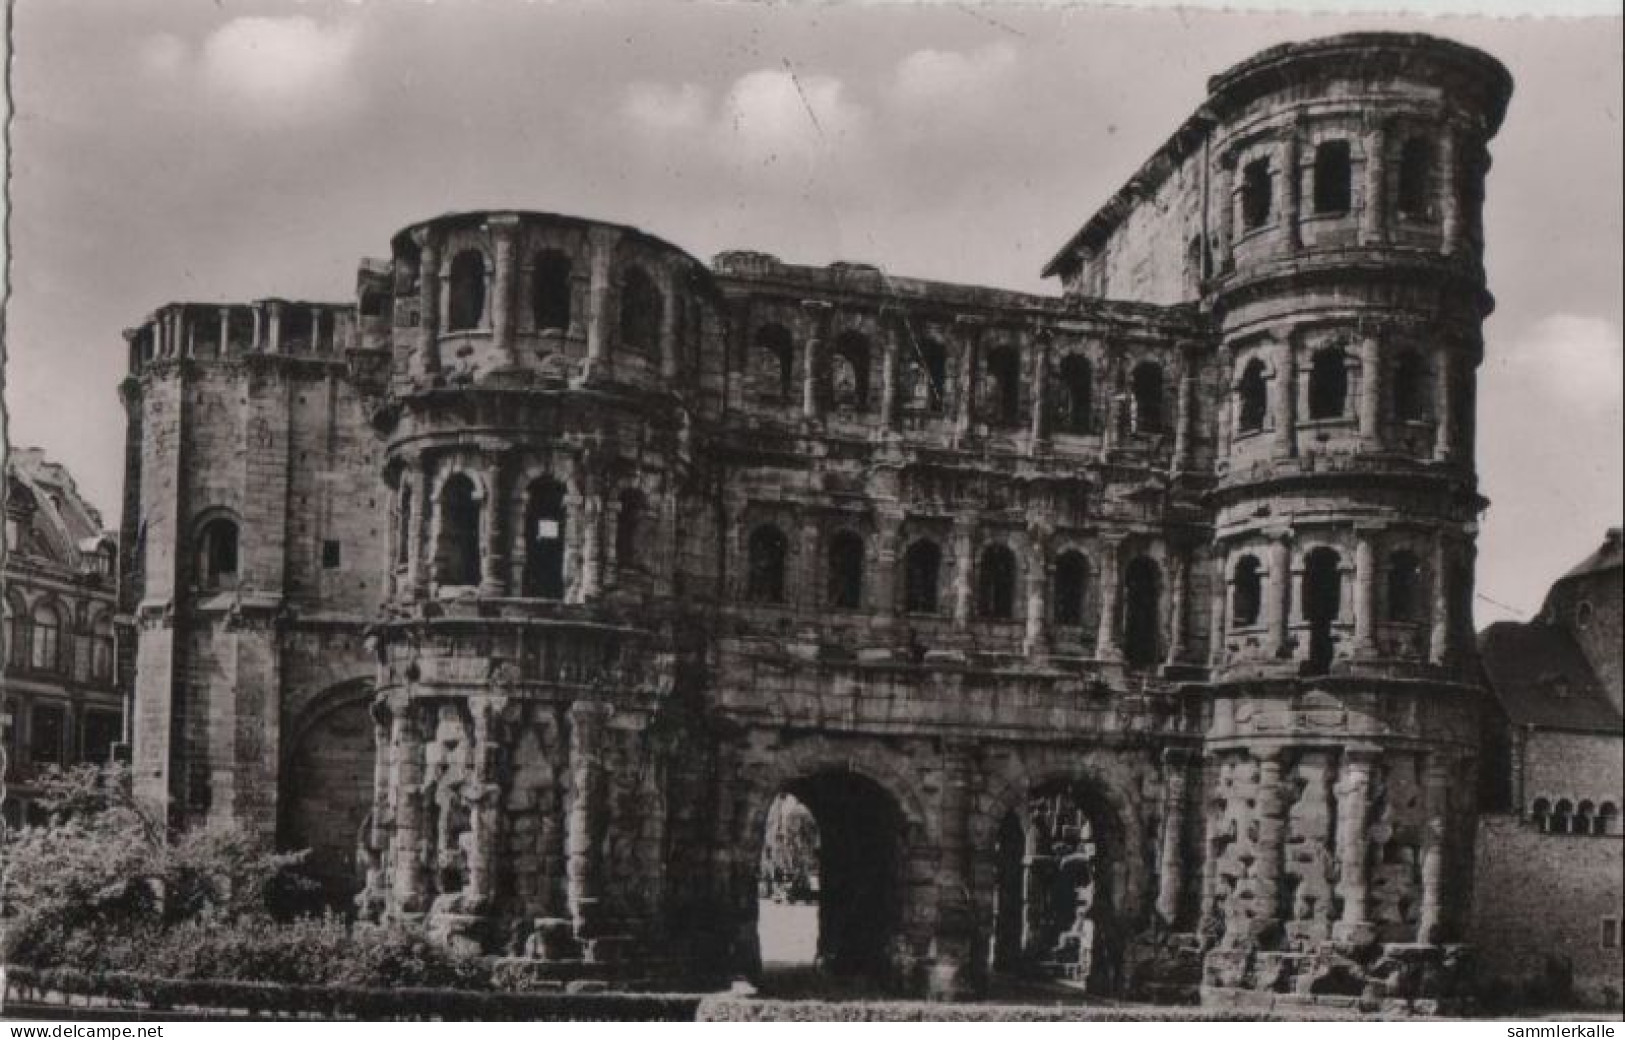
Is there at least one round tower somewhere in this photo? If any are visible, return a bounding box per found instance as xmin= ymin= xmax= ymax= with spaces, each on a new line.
xmin=1197 ymin=34 xmax=1511 ymax=1003
xmin=357 ymin=211 xmax=719 ymax=968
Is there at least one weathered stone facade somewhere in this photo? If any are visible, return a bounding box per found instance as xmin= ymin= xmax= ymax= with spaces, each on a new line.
xmin=119 ymin=33 xmax=1512 ymax=1005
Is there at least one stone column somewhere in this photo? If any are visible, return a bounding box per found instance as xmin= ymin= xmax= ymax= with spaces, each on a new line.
xmin=1417 ymin=752 xmax=1451 ymax=943
xmin=1360 ymin=118 xmax=1388 ymax=245
xmin=1173 ymin=354 xmax=1197 ymax=472
xmin=1095 ymin=537 xmax=1122 ymax=661
xmin=1268 ymin=532 xmax=1293 ymax=659
xmin=218 ymin=308 xmax=231 ymax=357
xmin=1433 ymin=351 xmax=1455 ymax=463
xmin=951 ymin=519 xmax=975 ymax=630
xmin=1209 ymin=553 xmax=1229 ymax=668
xmin=369 ymin=703 xmax=392 ymax=854
xmin=953 ymin=316 xmax=981 ymax=442
xmin=584 ymin=226 xmax=620 ymax=380
xmin=659 ymin=266 xmax=680 ymax=382
xmin=1271 ymin=337 xmax=1296 ymax=459
xmin=930 ymin=741 xmax=977 ymax=999
xmin=1103 ymin=357 xmax=1123 ymax=450
xmin=488 ymin=215 xmax=520 ymax=369
xmin=412 ymin=456 xmax=434 ymax=596
xmin=873 ymin=514 xmax=903 ymax=616
xmin=1353 ymin=530 xmax=1378 ymax=657
xmin=1252 ymin=748 xmax=1287 ymax=937
xmin=1164 ymin=547 xmax=1190 ymax=667
xmin=880 ymin=307 xmax=902 ymax=431
xmin=310 ymin=306 xmax=324 ymax=352
xmin=1029 ymin=332 xmax=1051 ymax=452
xmin=1215 ymin=160 xmax=1236 ymax=273
xmin=480 ymin=453 xmax=509 ymax=597
xmin=465 ymin=701 xmax=503 ymax=911
xmin=1332 ymin=745 xmax=1378 ymax=943
xmin=800 ymin=520 xmax=821 ymax=612
xmin=390 ymin=707 xmax=427 ymax=912
xmin=267 ymin=302 xmax=284 ymax=355
xmin=1023 ymin=524 xmax=1050 ymax=657
xmin=1429 ymin=533 xmax=1452 ymax=666
xmin=1279 ymin=122 xmax=1302 ymax=251
xmin=802 ymin=300 xmax=831 ymax=421
xmin=1359 ymin=335 xmax=1383 ymax=451
xmin=579 ymin=487 xmax=604 ymax=601
xmin=566 ymin=700 xmax=612 ymax=939
xmin=1157 ymin=748 xmax=1191 ymax=927
xmin=1439 ymin=127 xmax=1461 ymax=256
xmin=251 ymin=306 xmax=264 ymax=352
xmin=415 ymin=229 xmax=442 ymax=377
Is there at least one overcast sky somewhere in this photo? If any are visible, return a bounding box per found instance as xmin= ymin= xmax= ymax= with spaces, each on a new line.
xmin=5 ymin=0 xmax=1621 ymax=625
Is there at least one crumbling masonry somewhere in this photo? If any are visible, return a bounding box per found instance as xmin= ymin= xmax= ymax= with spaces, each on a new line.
xmin=117 ymin=34 xmax=1510 ymax=1006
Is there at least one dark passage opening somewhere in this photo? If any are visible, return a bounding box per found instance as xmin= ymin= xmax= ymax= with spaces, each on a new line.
xmin=1303 ymin=546 xmax=1343 ymax=675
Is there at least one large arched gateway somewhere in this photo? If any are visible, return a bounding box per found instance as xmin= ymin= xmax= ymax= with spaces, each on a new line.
xmin=279 ymin=681 xmax=377 ymax=909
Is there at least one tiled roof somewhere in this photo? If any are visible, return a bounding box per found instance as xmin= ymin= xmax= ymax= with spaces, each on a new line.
xmin=1478 ymin=620 xmax=1623 ymax=734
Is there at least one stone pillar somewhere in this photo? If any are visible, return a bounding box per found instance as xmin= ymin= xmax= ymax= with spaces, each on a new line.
xmin=1023 ymin=524 xmax=1050 ymax=657
xmin=251 ymin=306 xmax=264 ymax=353
xmin=579 ymin=488 xmax=604 ymax=601
xmin=1157 ymin=748 xmax=1191 ymax=927
xmin=1103 ymin=358 xmax=1122 ymax=450
xmin=266 ymin=302 xmax=283 ymax=355
xmin=1029 ymin=332 xmax=1051 ymax=452
xmin=1360 ymin=118 xmax=1388 ymax=245
xmin=390 ymin=707 xmax=427 ymax=912
xmin=953 ymin=316 xmax=980 ymax=442
xmin=880 ymin=307 xmax=902 ymax=431
xmin=411 ymin=455 xmax=434 ymax=596
xmin=416 ymin=230 xmax=442 ymax=378
xmin=873 ymin=514 xmax=903 ymax=616
xmin=566 ymin=700 xmax=612 ymax=939
xmin=659 ymin=266 xmax=680 ymax=382
xmin=1173 ymin=354 xmax=1197 ymax=472
xmin=1332 ymin=746 xmax=1378 ymax=943
xmin=584 ymin=226 xmax=619 ymax=380
xmin=1417 ymin=752 xmax=1451 ymax=943
xmin=369 ymin=703 xmax=392 ymax=854
xmin=1271 ymin=337 xmax=1296 ymax=459
xmin=951 ymin=519 xmax=975 ymax=630
xmin=1268 ymin=532 xmax=1293 ymax=659
xmin=1358 ymin=335 xmax=1383 ymax=451
xmin=799 ymin=520 xmax=821 ymax=612
xmin=218 ymin=308 xmax=231 ymax=357
xmin=1252 ymin=748 xmax=1287 ymax=937
xmin=1164 ymin=547 xmax=1190 ymax=667
xmin=930 ymin=741 xmax=977 ymax=999
xmin=1095 ymin=537 xmax=1122 ymax=661
xmin=1279 ymin=122 xmax=1302 ymax=251
xmin=802 ymin=300 xmax=831 ymax=421
xmin=465 ymin=701 xmax=503 ymax=911
xmin=1215 ymin=160 xmax=1236 ymax=273
xmin=480 ymin=453 xmax=509 ymax=597
xmin=488 ymin=215 xmax=520 ymax=369
xmin=310 ymin=306 xmax=324 ymax=352
xmin=1439 ymin=127 xmax=1461 ymax=256
xmin=1353 ymin=530 xmax=1378 ymax=657
xmin=1433 ymin=351 xmax=1455 ymax=463
xmin=1209 ymin=553 xmax=1228 ymax=668
xmin=1429 ymin=533 xmax=1452 ymax=666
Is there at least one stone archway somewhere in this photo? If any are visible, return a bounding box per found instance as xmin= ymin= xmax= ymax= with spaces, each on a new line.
xmin=279 ymin=680 xmax=377 ymax=909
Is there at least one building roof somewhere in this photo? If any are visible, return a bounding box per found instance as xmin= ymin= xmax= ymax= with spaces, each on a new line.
xmin=5 ymin=446 xmax=113 ymax=573
xmin=1478 ymin=620 xmax=1623 ymax=734
xmin=1559 ymin=527 xmax=1622 ymax=581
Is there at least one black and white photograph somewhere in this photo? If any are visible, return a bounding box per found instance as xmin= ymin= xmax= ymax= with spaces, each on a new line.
xmin=0 ymin=0 xmax=1620 ymax=1027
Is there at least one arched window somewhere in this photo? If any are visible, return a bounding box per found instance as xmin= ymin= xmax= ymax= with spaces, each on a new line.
xmin=903 ymin=540 xmax=942 ymax=615
xmin=1237 ymin=359 xmax=1268 ymax=434
xmin=1532 ymin=797 xmax=1552 ymax=834
xmin=1553 ymin=799 xmax=1575 ymax=836
xmin=1308 ymin=348 xmax=1349 ymax=420
xmin=755 ymin=325 xmax=795 ymax=401
xmin=1131 ymin=362 xmax=1164 ymax=434
xmin=1058 ymin=356 xmax=1093 ymax=434
xmin=522 ymin=478 xmax=567 ymax=599
xmin=1053 ymin=551 xmax=1089 ymax=626
xmin=829 ymin=333 xmax=870 ymax=412
xmin=907 ymin=339 xmax=948 ymax=412
xmin=1232 ymin=555 xmax=1263 ymax=627
xmin=91 ymin=612 xmax=114 ymax=683
xmin=1391 ymin=351 xmax=1427 ymax=423
xmin=446 ymin=250 xmax=486 ymax=332
xmin=977 ymin=544 xmax=1017 ymax=620
xmin=1123 ymin=556 xmax=1162 ymax=668
xmin=1576 ymin=800 xmax=1597 ymax=837
xmin=827 ymin=531 xmax=865 ymax=610
xmin=985 ymin=347 xmax=1022 ymax=427
xmin=436 ymin=473 xmax=483 ymax=587
xmin=532 ymin=250 xmax=573 ymax=331
xmin=615 ymin=489 xmax=644 ymax=573
xmin=1313 ymin=140 xmax=1352 ymax=215
xmin=746 ymin=525 xmax=788 ymax=604
xmin=1303 ymin=546 xmax=1342 ymax=675
xmin=1597 ymin=802 xmax=1619 ymax=837
xmin=2 ymin=595 xmax=23 ymax=670
xmin=30 ymin=602 xmax=61 ymax=673
xmin=1396 ymin=137 xmax=1434 ymax=221
xmin=197 ymin=516 xmax=240 ymax=591
xmin=1240 ymin=158 xmax=1272 ymax=230
xmin=396 ymin=484 xmax=413 ymax=567
xmin=1387 ymin=550 xmax=1423 ymax=622
xmin=620 ymin=265 xmax=662 ymax=352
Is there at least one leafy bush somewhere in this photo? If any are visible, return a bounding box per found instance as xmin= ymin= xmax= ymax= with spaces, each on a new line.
xmin=695 ymin=997 xmax=1308 ymax=1022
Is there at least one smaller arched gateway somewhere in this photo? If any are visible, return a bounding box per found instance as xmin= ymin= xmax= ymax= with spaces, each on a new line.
xmin=279 ymin=679 xmax=378 ymax=909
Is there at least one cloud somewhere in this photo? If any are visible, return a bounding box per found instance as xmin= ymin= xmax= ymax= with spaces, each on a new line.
xmin=888 ymin=42 xmax=1019 ymax=120
xmin=1505 ymin=314 xmax=1624 ymax=412
xmin=198 ymin=17 xmax=363 ymax=121
xmin=622 ymin=82 xmax=710 ymax=135
xmin=719 ymin=68 xmax=863 ymax=165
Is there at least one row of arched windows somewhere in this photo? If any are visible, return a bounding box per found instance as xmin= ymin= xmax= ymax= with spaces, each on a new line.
xmin=1228 ymin=546 xmax=1344 ymax=674
xmin=1234 ymin=347 xmax=1430 ymax=434
xmin=750 ymin=323 xmax=1166 ymax=435
xmin=1238 ymin=134 xmax=1437 ymax=233
xmin=743 ymin=525 xmax=1167 ymax=666
xmin=439 ymin=248 xmax=661 ymax=347
xmin=1 ymin=596 xmax=114 ymax=683
xmin=1231 ymin=547 xmax=1424 ymax=625
xmin=1531 ymin=798 xmax=1620 ymax=837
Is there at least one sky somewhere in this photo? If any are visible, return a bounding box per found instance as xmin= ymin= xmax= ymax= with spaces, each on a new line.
xmin=4 ymin=0 xmax=1621 ymax=627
